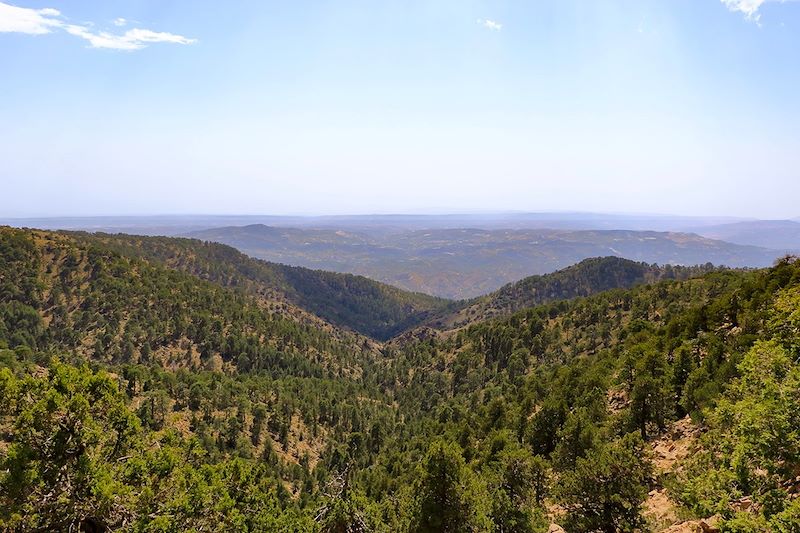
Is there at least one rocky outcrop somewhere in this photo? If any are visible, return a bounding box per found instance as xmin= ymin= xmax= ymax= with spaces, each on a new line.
xmin=660 ymin=516 xmax=720 ymax=533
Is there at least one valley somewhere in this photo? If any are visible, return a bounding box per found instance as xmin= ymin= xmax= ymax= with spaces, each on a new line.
xmin=186 ymin=224 xmax=782 ymax=299
xmin=5 ymin=1 xmax=799 ymax=530
xmin=2 ymin=225 xmax=799 ymax=531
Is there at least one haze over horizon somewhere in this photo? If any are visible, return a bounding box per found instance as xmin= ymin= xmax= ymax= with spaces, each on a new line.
xmin=0 ymin=209 xmax=787 ymax=221
xmin=2 ymin=0 xmax=800 ymax=218
xmin=5 ymin=4 xmax=800 ymax=531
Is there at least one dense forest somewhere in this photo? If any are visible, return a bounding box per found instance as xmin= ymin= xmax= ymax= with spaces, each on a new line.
xmin=186 ymin=224 xmax=778 ymax=299
xmin=68 ymin=231 xmax=450 ymax=341
xmin=419 ymin=256 xmax=719 ymax=332
xmin=1 ymin=226 xmax=799 ymax=532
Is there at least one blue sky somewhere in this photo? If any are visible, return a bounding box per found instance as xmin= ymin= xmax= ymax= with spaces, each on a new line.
xmin=1 ymin=0 xmax=799 ymax=218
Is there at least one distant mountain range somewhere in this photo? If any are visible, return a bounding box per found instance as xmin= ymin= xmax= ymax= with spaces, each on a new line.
xmin=186 ymin=224 xmax=782 ymax=298
xmin=691 ymin=219 xmax=800 ymax=251
xmin=1 ymin=228 xmax=716 ymax=345
xmin=4 ymin=225 xmax=800 ymax=532
xmin=2 ymin=213 xmax=792 ymax=299
xmin=0 ymin=212 xmax=753 ymax=236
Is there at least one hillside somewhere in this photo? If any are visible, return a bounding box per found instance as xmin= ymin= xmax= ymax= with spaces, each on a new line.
xmin=0 ymin=227 xmax=400 ymax=525
xmin=2 ymin=212 xmax=748 ymax=237
xmin=188 ymin=224 xmax=778 ymax=298
xmin=67 ymin=231 xmax=450 ymax=341
xmin=366 ymin=256 xmax=800 ymax=531
xmin=419 ymin=257 xmax=719 ymax=332
xmin=692 ymin=219 xmax=800 ymax=251
xmin=0 ymin=227 xmax=375 ymax=375
xmin=2 ymin=227 xmax=800 ymax=531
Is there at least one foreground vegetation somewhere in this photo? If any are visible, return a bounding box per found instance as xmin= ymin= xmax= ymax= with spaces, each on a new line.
xmin=1 ymin=226 xmax=799 ymax=531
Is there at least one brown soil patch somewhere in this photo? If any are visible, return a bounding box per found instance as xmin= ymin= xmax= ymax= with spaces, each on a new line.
xmin=652 ymin=416 xmax=701 ymax=474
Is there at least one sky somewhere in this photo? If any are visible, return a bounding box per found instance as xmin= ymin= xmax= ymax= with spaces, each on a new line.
xmin=1 ymin=0 xmax=799 ymax=219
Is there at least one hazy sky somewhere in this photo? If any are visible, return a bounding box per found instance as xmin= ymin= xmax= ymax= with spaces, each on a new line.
xmin=1 ymin=0 xmax=799 ymax=218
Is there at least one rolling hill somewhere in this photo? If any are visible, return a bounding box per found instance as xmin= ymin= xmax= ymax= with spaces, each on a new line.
xmin=66 ymin=231 xmax=450 ymax=341
xmin=3 ymin=226 xmax=800 ymax=532
xmin=417 ymin=257 xmax=719 ymax=332
xmin=187 ymin=224 xmax=779 ymax=298
xmin=0 ymin=227 xmax=375 ymax=375
xmin=691 ymin=219 xmax=800 ymax=251
xmin=0 ymin=212 xmax=749 ymax=236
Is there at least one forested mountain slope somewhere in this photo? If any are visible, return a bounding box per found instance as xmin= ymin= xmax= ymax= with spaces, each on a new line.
xmin=188 ymin=224 xmax=778 ymax=298
xmin=419 ymin=257 xmax=719 ymax=332
xmin=362 ymin=257 xmax=800 ymax=531
xmin=0 ymin=227 xmax=374 ymax=375
xmin=67 ymin=231 xmax=450 ymax=340
xmin=2 ymin=226 xmax=800 ymax=532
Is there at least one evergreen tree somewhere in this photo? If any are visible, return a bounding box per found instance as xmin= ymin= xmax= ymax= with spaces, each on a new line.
xmin=409 ymin=440 xmax=489 ymax=533
xmin=557 ymin=434 xmax=652 ymax=533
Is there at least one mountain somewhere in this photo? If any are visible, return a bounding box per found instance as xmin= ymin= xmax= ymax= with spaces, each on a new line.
xmin=0 ymin=226 xmax=399 ymax=529
xmin=691 ymin=219 xmax=800 ymax=251
xmin=419 ymin=257 xmax=718 ymax=332
xmin=0 ymin=227 xmax=375 ymax=374
xmin=3 ymin=226 xmax=800 ymax=532
xmin=0 ymin=212 xmax=748 ymax=236
xmin=67 ymin=231 xmax=449 ymax=341
xmin=188 ymin=224 xmax=779 ymax=298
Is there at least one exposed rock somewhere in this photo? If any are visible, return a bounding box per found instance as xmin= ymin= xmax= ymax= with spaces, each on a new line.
xmin=645 ymin=487 xmax=680 ymax=528
xmin=731 ymin=496 xmax=755 ymax=513
xmin=652 ymin=415 xmax=701 ymax=474
xmin=660 ymin=520 xmax=703 ymax=533
xmin=607 ymin=388 xmax=629 ymax=414
xmin=699 ymin=515 xmax=721 ymax=532
xmin=660 ymin=515 xmax=720 ymax=533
